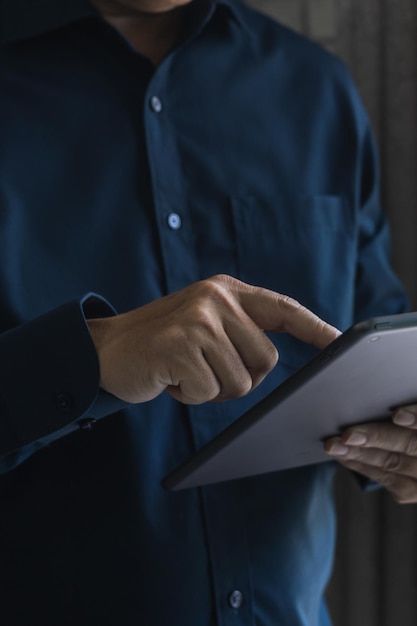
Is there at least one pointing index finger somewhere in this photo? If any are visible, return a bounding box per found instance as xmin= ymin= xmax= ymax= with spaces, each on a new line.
xmin=238 ymin=285 xmax=340 ymax=350
xmin=274 ymin=295 xmax=341 ymax=349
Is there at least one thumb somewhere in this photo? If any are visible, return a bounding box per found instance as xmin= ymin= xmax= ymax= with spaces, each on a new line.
xmin=238 ymin=287 xmax=341 ymax=350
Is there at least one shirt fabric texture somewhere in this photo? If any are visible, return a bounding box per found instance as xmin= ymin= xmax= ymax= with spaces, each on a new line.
xmin=0 ymin=0 xmax=407 ymax=624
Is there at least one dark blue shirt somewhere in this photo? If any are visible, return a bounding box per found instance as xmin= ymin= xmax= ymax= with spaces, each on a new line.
xmin=0 ymin=1 xmax=407 ymax=624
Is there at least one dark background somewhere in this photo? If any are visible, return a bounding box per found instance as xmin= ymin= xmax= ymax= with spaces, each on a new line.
xmin=244 ymin=1 xmax=417 ymax=624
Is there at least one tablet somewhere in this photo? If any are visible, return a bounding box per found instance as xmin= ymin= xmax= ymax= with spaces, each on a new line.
xmin=163 ymin=312 xmax=417 ymax=490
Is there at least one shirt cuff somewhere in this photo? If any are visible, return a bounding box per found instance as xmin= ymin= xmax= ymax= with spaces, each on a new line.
xmin=0 ymin=294 xmax=128 ymax=470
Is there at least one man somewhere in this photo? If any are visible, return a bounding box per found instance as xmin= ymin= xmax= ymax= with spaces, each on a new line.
xmin=0 ymin=0 xmax=415 ymax=624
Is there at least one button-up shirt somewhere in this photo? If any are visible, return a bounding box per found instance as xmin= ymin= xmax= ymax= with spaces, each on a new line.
xmin=0 ymin=1 xmax=407 ymax=624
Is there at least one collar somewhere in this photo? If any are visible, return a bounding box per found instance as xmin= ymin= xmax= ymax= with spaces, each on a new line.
xmin=0 ymin=0 xmax=252 ymax=45
xmin=215 ymin=0 xmax=254 ymax=39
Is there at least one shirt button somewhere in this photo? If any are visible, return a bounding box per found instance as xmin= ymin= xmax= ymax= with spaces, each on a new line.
xmin=228 ymin=590 xmax=244 ymax=609
xmin=78 ymin=418 xmax=97 ymax=431
xmin=56 ymin=392 xmax=74 ymax=412
xmin=150 ymin=96 xmax=162 ymax=113
xmin=167 ymin=213 xmax=182 ymax=230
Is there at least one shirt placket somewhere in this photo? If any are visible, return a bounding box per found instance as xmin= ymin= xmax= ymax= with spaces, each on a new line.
xmin=189 ymin=404 xmax=255 ymax=626
xmin=144 ymin=61 xmax=255 ymax=625
xmin=144 ymin=63 xmax=199 ymax=294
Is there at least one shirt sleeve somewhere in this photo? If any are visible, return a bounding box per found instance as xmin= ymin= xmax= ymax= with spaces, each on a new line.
xmin=352 ymin=86 xmax=408 ymax=320
xmin=346 ymin=73 xmax=408 ymax=491
xmin=0 ymin=294 xmax=128 ymax=472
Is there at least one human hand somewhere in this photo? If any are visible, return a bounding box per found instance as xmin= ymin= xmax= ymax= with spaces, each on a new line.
xmin=88 ymin=274 xmax=340 ymax=405
xmin=325 ymin=405 xmax=417 ymax=503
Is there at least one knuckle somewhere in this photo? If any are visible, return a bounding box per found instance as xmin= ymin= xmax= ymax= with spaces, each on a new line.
xmin=256 ymin=344 xmax=279 ymax=375
xmin=165 ymin=324 xmax=190 ymax=350
xmin=369 ymin=430 xmax=385 ymax=449
xmin=204 ymin=274 xmax=234 ymax=292
xmin=181 ymin=379 xmax=220 ymax=405
xmin=208 ymin=273 xmax=230 ymax=284
xmin=260 ymin=331 xmax=280 ymax=361
xmin=383 ymin=452 xmax=402 ymax=472
xmin=250 ymin=346 xmax=279 ymax=386
xmin=342 ymin=446 xmax=360 ymax=461
xmin=196 ymin=276 xmax=232 ymax=307
xmin=313 ymin=318 xmax=330 ymax=337
xmin=188 ymin=301 xmax=216 ymax=333
xmin=277 ymin=294 xmax=302 ymax=312
xmin=226 ymin=375 xmax=253 ymax=400
xmin=404 ymin=433 xmax=417 ymax=457
xmin=204 ymin=384 xmax=222 ymax=403
xmin=194 ymin=276 xmax=220 ymax=297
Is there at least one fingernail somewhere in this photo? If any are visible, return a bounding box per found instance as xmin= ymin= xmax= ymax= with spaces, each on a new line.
xmin=326 ymin=442 xmax=350 ymax=456
xmin=344 ymin=432 xmax=367 ymax=446
xmin=394 ymin=410 xmax=416 ymax=427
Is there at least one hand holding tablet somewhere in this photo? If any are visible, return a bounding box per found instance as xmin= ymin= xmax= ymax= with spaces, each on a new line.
xmin=325 ymin=404 xmax=417 ymax=504
xmin=163 ymin=312 xmax=417 ymax=491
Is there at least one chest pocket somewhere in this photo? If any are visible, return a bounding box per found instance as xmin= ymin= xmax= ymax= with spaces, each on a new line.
xmin=230 ymin=193 xmax=357 ymax=369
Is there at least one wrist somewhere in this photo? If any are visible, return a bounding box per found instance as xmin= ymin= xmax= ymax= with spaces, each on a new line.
xmin=87 ymin=317 xmax=114 ymax=390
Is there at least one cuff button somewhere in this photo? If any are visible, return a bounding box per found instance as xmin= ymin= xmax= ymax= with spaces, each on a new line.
xmin=56 ymin=392 xmax=74 ymax=412
xmin=78 ymin=418 xmax=97 ymax=430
